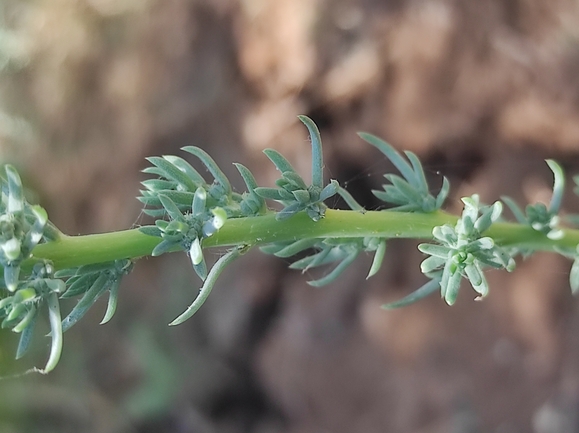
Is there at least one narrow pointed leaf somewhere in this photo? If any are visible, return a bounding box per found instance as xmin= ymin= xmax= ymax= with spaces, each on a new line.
xmin=170 ymin=247 xmax=244 ymax=325
xmin=546 ymin=159 xmax=565 ymax=214
xmin=4 ymin=265 xmax=20 ymax=292
xmin=283 ymin=171 xmax=308 ymax=190
xmin=418 ymin=244 xmax=451 ymax=259
xmin=192 ymin=187 xmax=207 ymax=215
xmin=292 ymin=189 xmax=311 ymax=204
xmin=5 ymin=165 xmax=24 ymax=213
xmin=139 ymin=226 xmax=162 ymax=237
xmin=39 ymin=292 xmax=63 ymax=374
xmin=259 ymin=242 xmax=292 ymax=255
xmin=100 ymin=279 xmax=121 ymax=324
xmin=358 ymin=133 xmax=416 ymax=184
xmin=307 ymin=250 xmax=359 ymax=287
xmin=571 ymin=258 xmax=579 ymax=294
xmin=23 ymin=205 xmax=48 ymax=252
xmin=16 ymin=312 xmax=37 ymax=359
xmin=367 ymin=239 xmax=386 ymax=279
xmin=289 ymin=247 xmax=333 ymax=270
xmin=60 ymin=274 xmax=95 ymax=298
xmin=61 ymin=273 xmax=110 ymax=332
xmin=263 ymin=149 xmax=296 ymax=174
xmin=254 ymin=187 xmax=288 ymax=201
xmin=382 ymin=278 xmax=440 ymax=309
xmin=298 ymin=115 xmax=324 ymax=188
xmin=319 ymin=180 xmax=339 ymax=202
xmin=181 ymin=146 xmax=232 ymax=195
xmin=193 ymin=258 xmax=208 ymax=281
xmin=405 ymin=151 xmax=428 ymax=191
xmin=152 ymin=240 xmax=178 ymax=256
xmin=141 ymin=179 xmax=176 ymax=192
xmin=385 ymin=175 xmax=423 ymax=203
xmin=163 ymin=155 xmax=206 ymax=186
xmin=276 ymin=202 xmax=303 ymax=220
xmin=420 ymin=255 xmax=446 ymax=274
xmin=158 ymin=194 xmax=184 ymax=221
xmin=338 ymin=187 xmax=365 ymax=211
xmin=435 ymin=177 xmax=450 ymax=209
xmin=12 ymin=305 xmax=37 ymax=333
xmin=274 ymin=238 xmax=318 ymax=258
xmin=146 ymin=156 xmax=198 ymax=192
xmin=444 ymin=269 xmax=462 ymax=306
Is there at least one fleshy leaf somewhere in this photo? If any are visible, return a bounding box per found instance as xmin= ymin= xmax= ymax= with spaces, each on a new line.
xmin=382 ymin=278 xmax=440 ymax=309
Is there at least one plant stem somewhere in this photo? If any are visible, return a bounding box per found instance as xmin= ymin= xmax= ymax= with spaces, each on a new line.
xmin=28 ymin=210 xmax=579 ymax=270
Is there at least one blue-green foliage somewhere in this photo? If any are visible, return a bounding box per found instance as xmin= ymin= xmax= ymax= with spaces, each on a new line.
xmin=358 ymin=133 xmax=449 ymax=212
xmin=0 ymin=165 xmax=134 ymax=372
xmin=55 ymin=259 xmax=133 ymax=332
xmin=3 ymin=115 xmax=579 ymax=374
xmin=138 ymin=146 xmax=268 ymax=285
xmin=254 ymin=116 xmax=339 ymax=221
xmin=502 ymin=160 xmax=564 ymax=240
xmin=0 ymin=166 xmax=66 ymax=371
xmin=418 ymin=195 xmax=515 ymax=305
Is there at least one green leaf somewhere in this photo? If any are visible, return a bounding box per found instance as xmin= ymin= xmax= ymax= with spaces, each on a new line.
xmin=158 ymin=194 xmax=184 ymax=221
xmin=292 ymin=189 xmax=311 ymax=204
xmin=5 ymin=165 xmax=24 ymax=213
xmin=139 ymin=226 xmax=162 ymax=237
xmin=435 ymin=177 xmax=450 ymax=209
xmin=571 ymin=257 xmax=579 ymax=294
xmin=141 ymin=179 xmax=176 ymax=192
xmin=263 ymin=149 xmax=296 ymax=174
xmin=16 ymin=311 xmax=37 ymax=359
xmin=405 ymin=151 xmax=428 ymax=191
xmin=382 ymin=278 xmax=440 ymax=309
xmin=546 ymin=159 xmax=565 ymax=214
xmin=298 ymin=115 xmax=324 ymax=188
xmin=418 ymin=243 xmax=451 ymax=259
xmin=170 ymin=247 xmax=245 ymax=325
xmin=337 ymin=187 xmax=365 ymax=211
xmin=146 ymin=156 xmax=198 ymax=192
xmin=61 ymin=273 xmax=109 ymax=332
xmin=12 ymin=305 xmax=37 ymax=333
xmin=444 ymin=268 xmax=462 ymax=306
xmin=420 ymin=255 xmax=446 ymax=274
xmin=100 ymin=279 xmax=121 ymax=324
xmin=162 ymin=155 xmax=207 ymax=186
xmin=60 ymin=274 xmax=95 ymax=298
xmin=359 ymin=133 xmax=417 ymax=185
xmin=152 ymin=239 xmax=179 ymax=256
xmin=367 ymin=239 xmax=386 ymax=279
xmin=181 ymin=146 xmax=232 ymax=196
xmin=259 ymin=242 xmax=292 ymax=255
xmin=307 ymin=249 xmax=359 ymax=287
xmin=192 ymin=187 xmax=207 ymax=215
xmin=233 ymin=163 xmax=266 ymax=214
xmin=37 ymin=292 xmax=62 ymax=374
xmin=319 ymin=180 xmax=339 ymax=202
xmin=277 ymin=202 xmax=303 ymax=220
xmin=254 ymin=187 xmax=290 ymax=201
xmin=274 ymin=238 xmax=318 ymax=258
xmin=282 ymin=171 xmax=308 ymax=190
xmin=289 ymin=247 xmax=333 ymax=270
xmin=4 ymin=264 xmax=20 ymax=292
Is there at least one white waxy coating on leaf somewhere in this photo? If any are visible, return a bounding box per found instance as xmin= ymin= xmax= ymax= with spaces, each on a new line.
xmin=189 ymin=238 xmax=203 ymax=265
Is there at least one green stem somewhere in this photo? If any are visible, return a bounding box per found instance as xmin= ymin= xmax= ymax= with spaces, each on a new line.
xmin=28 ymin=210 xmax=579 ymax=270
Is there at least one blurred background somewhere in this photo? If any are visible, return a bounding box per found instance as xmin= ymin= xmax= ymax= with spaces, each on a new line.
xmin=2 ymin=0 xmax=579 ymax=432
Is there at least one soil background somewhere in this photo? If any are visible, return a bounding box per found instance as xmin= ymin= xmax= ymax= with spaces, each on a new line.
xmin=2 ymin=1 xmax=579 ymax=432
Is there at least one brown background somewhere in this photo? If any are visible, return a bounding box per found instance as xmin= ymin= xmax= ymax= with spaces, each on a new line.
xmin=2 ymin=0 xmax=579 ymax=432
